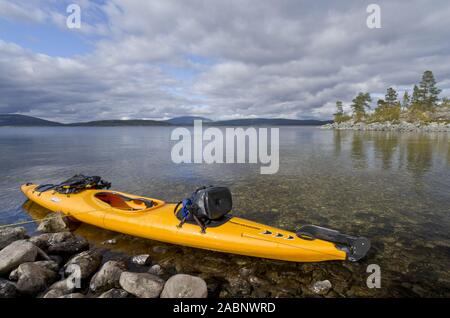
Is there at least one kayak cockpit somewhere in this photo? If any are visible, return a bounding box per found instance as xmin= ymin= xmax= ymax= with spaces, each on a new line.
xmin=94 ymin=192 xmax=157 ymax=211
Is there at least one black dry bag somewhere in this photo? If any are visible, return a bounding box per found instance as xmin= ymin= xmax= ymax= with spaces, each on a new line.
xmin=192 ymin=186 xmax=232 ymax=221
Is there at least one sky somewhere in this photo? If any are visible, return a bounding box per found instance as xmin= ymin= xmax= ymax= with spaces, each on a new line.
xmin=0 ymin=0 xmax=449 ymax=123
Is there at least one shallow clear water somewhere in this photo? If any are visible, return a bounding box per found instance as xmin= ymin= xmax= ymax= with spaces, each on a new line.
xmin=1 ymin=126 xmax=449 ymax=297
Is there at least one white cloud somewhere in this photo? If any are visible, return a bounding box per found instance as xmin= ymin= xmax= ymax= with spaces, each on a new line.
xmin=0 ymin=0 xmax=450 ymax=121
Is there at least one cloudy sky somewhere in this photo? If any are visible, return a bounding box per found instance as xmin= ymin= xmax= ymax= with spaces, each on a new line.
xmin=0 ymin=0 xmax=449 ymax=122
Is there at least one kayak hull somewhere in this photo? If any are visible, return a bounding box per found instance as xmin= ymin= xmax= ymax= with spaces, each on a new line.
xmin=21 ymin=184 xmax=347 ymax=262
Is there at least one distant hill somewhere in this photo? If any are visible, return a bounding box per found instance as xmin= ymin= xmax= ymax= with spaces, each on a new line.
xmin=66 ymin=119 xmax=171 ymax=127
xmin=0 ymin=114 xmax=332 ymax=127
xmin=0 ymin=114 xmax=63 ymax=126
xmin=164 ymin=116 xmax=212 ymax=125
xmin=211 ymin=118 xmax=332 ymax=126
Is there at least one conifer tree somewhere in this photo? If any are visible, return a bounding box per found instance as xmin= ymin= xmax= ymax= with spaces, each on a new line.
xmin=351 ymin=92 xmax=371 ymax=121
xmin=419 ymin=70 xmax=441 ymax=110
xmin=385 ymin=87 xmax=398 ymax=107
xmin=402 ymin=91 xmax=410 ymax=109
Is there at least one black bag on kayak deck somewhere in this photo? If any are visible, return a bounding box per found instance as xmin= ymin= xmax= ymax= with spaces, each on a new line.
xmin=191 ymin=186 xmax=232 ymax=221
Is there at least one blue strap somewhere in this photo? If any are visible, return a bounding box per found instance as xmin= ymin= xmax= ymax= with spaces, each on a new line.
xmin=181 ymin=198 xmax=192 ymax=219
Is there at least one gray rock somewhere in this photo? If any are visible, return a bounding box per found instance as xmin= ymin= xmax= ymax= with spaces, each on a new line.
xmin=0 ymin=240 xmax=47 ymax=275
xmin=98 ymin=288 xmax=129 ymax=298
xmin=47 ymin=232 xmax=89 ymax=255
xmin=148 ymin=264 xmax=165 ymax=276
xmin=14 ymin=262 xmax=59 ymax=295
xmin=119 ymin=272 xmax=165 ymax=298
xmin=131 ymin=254 xmax=151 ymax=265
xmin=161 ymin=274 xmax=208 ymax=298
xmin=37 ymin=213 xmax=69 ymax=233
xmin=311 ymin=280 xmax=332 ymax=295
xmin=8 ymin=268 xmax=19 ymax=281
xmin=64 ymin=250 xmax=102 ymax=279
xmin=48 ymin=255 xmax=64 ymax=266
xmin=0 ymin=279 xmax=17 ymax=298
xmin=90 ymin=260 xmax=127 ymax=293
xmin=41 ymin=288 xmax=66 ymax=298
xmin=58 ymin=293 xmax=85 ymax=298
xmin=47 ymin=278 xmax=76 ymax=295
xmin=33 ymin=260 xmax=60 ymax=272
xmin=0 ymin=227 xmax=28 ymax=250
xmin=8 ymin=261 xmax=58 ymax=282
xmin=29 ymin=233 xmax=52 ymax=250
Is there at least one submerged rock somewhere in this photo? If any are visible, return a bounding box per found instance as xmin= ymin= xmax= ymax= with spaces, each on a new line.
xmin=0 ymin=227 xmax=28 ymax=250
xmin=119 ymin=272 xmax=165 ymax=298
xmin=0 ymin=279 xmax=17 ymax=298
xmin=0 ymin=240 xmax=47 ymax=275
xmin=311 ymin=280 xmax=332 ymax=295
xmin=161 ymin=274 xmax=208 ymax=298
xmin=152 ymin=246 xmax=169 ymax=254
xmin=37 ymin=213 xmax=69 ymax=233
xmin=47 ymin=232 xmax=89 ymax=255
xmin=90 ymin=260 xmax=127 ymax=293
xmin=223 ymin=276 xmax=252 ymax=297
xmin=101 ymin=239 xmax=117 ymax=245
xmin=131 ymin=254 xmax=151 ymax=265
xmin=98 ymin=288 xmax=129 ymax=298
xmin=14 ymin=262 xmax=59 ymax=295
xmin=64 ymin=250 xmax=102 ymax=279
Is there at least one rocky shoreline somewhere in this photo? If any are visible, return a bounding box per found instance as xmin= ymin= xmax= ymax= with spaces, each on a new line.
xmin=1 ymin=214 xmax=336 ymax=298
xmin=321 ymin=120 xmax=450 ymax=132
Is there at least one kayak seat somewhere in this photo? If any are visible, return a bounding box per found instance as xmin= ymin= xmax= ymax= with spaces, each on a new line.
xmin=95 ymin=192 xmax=154 ymax=211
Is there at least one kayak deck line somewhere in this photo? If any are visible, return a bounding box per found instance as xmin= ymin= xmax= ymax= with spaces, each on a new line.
xmin=21 ymin=183 xmax=370 ymax=263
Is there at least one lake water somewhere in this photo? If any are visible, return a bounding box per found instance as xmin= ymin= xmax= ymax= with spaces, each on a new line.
xmin=0 ymin=126 xmax=449 ymax=297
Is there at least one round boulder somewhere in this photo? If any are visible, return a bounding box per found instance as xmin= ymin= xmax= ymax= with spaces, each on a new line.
xmin=161 ymin=274 xmax=208 ymax=298
xmin=119 ymin=272 xmax=165 ymax=298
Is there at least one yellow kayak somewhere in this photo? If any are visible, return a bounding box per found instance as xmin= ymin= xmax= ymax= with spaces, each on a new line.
xmin=21 ymin=183 xmax=369 ymax=263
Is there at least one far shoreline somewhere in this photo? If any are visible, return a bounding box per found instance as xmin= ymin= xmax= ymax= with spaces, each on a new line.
xmin=321 ymin=120 xmax=450 ymax=132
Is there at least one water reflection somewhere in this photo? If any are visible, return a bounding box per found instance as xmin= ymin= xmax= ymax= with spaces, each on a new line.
xmin=373 ymin=132 xmax=399 ymax=169
xmin=350 ymin=133 xmax=367 ymax=169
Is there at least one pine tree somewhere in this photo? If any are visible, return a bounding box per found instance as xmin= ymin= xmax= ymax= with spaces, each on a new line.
xmin=385 ymin=87 xmax=398 ymax=107
xmin=411 ymin=85 xmax=421 ymax=105
xmin=402 ymin=91 xmax=410 ymax=109
xmin=351 ymin=92 xmax=372 ymax=121
xmin=419 ymin=70 xmax=441 ymax=110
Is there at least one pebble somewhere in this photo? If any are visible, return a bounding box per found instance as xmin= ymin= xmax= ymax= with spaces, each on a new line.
xmin=131 ymin=254 xmax=151 ymax=265
xmin=311 ymin=280 xmax=332 ymax=295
